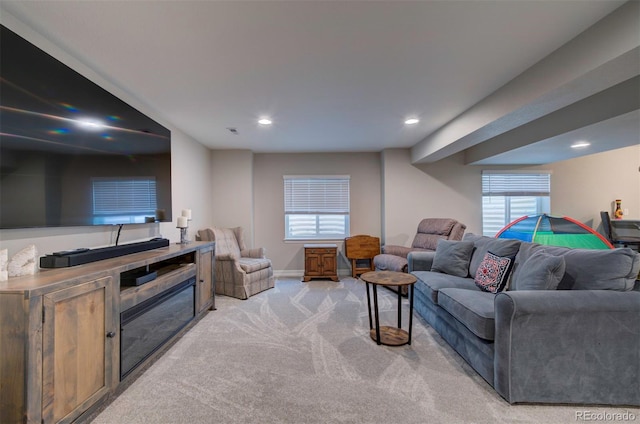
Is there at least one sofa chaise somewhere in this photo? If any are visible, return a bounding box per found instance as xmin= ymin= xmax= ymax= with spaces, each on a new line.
xmin=408 ymin=233 xmax=640 ymax=406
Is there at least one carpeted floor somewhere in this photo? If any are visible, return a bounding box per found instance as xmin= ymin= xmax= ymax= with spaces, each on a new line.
xmin=92 ymin=278 xmax=638 ymax=424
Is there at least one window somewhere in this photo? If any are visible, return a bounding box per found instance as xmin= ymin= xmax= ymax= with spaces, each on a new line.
xmin=92 ymin=177 xmax=158 ymax=224
xmin=284 ymin=175 xmax=350 ymax=240
xmin=482 ymin=171 xmax=550 ymax=237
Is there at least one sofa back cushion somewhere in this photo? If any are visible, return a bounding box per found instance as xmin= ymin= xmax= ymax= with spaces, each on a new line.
xmin=474 ymin=251 xmax=516 ymax=293
xmin=514 ymin=242 xmax=640 ymax=291
xmin=212 ymin=227 xmax=242 ymax=259
xmin=557 ymin=248 xmax=639 ymax=291
xmin=431 ymin=239 xmax=474 ymax=277
xmin=512 ymin=249 xmax=566 ymax=290
xmin=463 ymin=233 xmax=521 ymax=277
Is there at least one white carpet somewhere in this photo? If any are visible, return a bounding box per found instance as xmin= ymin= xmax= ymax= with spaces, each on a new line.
xmin=92 ymin=278 xmax=638 ymax=424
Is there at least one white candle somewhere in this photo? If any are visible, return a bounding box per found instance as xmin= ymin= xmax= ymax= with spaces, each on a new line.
xmin=177 ymin=216 xmax=188 ymax=228
xmin=181 ymin=209 xmax=192 ymax=220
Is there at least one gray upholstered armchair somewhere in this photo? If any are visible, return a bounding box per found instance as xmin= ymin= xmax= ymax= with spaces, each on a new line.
xmin=197 ymin=227 xmax=275 ymax=299
xmin=374 ymin=218 xmax=466 ymax=273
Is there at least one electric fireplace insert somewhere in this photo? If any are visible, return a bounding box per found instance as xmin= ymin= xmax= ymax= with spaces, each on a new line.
xmin=120 ymin=277 xmax=196 ymax=379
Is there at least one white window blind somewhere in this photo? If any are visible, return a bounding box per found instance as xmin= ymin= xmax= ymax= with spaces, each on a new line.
xmin=284 ymin=175 xmax=350 ymax=239
xmin=482 ymin=172 xmax=550 ymax=196
xmin=482 ymin=171 xmax=550 ymax=236
xmin=93 ymin=177 xmax=157 ymax=222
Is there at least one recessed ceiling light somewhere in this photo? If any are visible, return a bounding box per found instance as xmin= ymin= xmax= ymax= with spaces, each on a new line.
xmin=258 ymin=118 xmax=272 ymax=126
xmin=571 ymin=141 xmax=591 ymax=149
xmin=404 ymin=118 xmax=419 ymax=125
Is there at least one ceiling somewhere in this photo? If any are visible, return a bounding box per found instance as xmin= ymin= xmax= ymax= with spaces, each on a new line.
xmin=1 ymin=0 xmax=638 ymax=165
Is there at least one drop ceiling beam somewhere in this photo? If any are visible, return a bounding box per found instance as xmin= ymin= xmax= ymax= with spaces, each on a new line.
xmin=410 ymin=1 xmax=640 ymax=164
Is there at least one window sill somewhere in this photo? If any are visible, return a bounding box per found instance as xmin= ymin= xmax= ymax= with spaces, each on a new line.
xmin=284 ymin=238 xmax=346 ymax=243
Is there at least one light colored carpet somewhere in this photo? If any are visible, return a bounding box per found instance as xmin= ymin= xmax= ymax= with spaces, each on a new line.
xmin=93 ymin=278 xmax=638 ymax=424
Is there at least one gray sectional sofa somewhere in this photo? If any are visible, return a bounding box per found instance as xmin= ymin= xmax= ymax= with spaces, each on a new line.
xmin=407 ymin=233 xmax=640 ymax=406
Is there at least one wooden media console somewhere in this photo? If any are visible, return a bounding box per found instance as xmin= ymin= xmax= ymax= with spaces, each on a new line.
xmin=0 ymin=241 xmax=215 ymax=424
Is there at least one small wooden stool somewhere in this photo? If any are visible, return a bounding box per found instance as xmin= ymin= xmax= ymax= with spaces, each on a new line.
xmin=344 ymin=235 xmax=380 ymax=278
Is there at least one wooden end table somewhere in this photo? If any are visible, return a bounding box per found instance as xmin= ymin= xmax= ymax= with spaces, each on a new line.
xmin=302 ymin=244 xmax=339 ymax=282
xmin=360 ymin=271 xmax=417 ymax=346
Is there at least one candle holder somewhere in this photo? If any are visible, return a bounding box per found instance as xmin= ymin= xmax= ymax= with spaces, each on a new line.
xmin=176 ymin=209 xmax=192 ymax=244
xmin=177 ymin=226 xmax=189 ymax=245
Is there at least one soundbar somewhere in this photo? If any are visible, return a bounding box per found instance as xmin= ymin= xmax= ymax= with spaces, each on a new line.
xmin=121 ymin=269 xmax=158 ymax=286
xmin=40 ymin=238 xmax=170 ymax=268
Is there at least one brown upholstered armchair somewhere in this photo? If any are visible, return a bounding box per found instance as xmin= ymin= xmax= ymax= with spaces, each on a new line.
xmin=197 ymin=227 xmax=275 ymax=300
xmin=374 ymin=218 xmax=466 ymax=273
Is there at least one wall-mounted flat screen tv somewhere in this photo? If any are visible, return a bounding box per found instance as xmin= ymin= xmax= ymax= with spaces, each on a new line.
xmin=0 ymin=25 xmax=172 ymax=229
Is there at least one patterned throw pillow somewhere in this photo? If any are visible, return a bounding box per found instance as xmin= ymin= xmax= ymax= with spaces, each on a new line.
xmin=474 ymin=251 xmax=515 ymax=293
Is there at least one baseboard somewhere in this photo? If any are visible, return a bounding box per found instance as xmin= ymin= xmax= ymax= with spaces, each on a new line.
xmin=274 ymin=270 xmax=304 ymax=279
xmin=274 ymin=269 xmax=354 ymax=279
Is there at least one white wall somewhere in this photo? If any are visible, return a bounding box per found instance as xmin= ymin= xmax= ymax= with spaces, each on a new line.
xmin=0 ymin=13 xmax=213 ymax=259
xmin=205 ymin=145 xmax=639 ymax=276
xmin=253 ymin=153 xmax=381 ymax=275
xmin=209 ymin=150 xmax=254 ymax=245
xmin=539 ymin=144 xmax=640 ymax=230
xmin=382 ymin=145 xmax=640 ymax=245
xmin=382 ymin=149 xmax=480 ymax=244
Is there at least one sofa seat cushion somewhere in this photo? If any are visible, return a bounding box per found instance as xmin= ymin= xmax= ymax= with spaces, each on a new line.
xmin=238 ymin=257 xmax=271 ymax=273
xmin=438 ymin=288 xmax=496 ymax=341
xmin=412 ymin=271 xmax=479 ymax=304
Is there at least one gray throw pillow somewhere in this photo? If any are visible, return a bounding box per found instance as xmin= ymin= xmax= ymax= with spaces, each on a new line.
xmin=513 ymin=250 xmax=566 ymax=290
xmin=431 ymin=239 xmax=474 ymax=277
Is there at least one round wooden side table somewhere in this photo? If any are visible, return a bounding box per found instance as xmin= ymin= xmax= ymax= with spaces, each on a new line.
xmin=360 ymin=270 xmax=417 ymax=346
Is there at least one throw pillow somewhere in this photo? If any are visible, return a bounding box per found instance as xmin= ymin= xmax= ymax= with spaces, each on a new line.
xmin=513 ymin=250 xmax=566 ymax=291
xmin=474 ymin=251 xmax=515 ymax=293
xmin=430 ymin=239 xmax=474 ymax=277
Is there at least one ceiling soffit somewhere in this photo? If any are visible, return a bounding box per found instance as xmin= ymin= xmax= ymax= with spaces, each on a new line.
xmin=411 ymin=1 xmax=640 ymax=165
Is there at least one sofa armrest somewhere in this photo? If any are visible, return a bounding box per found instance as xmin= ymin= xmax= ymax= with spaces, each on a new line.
xmin=381 ymin=245 xmax=413 ymax=257
xmin=241 ymin=248 xmax=265 ymax=259
xmin=494 ymin=290 xmax=640 ymax=405
xmin=407 ymin=251 xmax=436 ymax=272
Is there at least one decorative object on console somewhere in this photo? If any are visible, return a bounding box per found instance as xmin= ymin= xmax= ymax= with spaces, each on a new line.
xmin=615 ymin=199 xmax=624 ymax=219
xmin=176 ymin=209 xmax=192 ymax=244
xmin=0 ymin=249 xmax=7 ymax=281
xmin=8 ymin=245 xmax=38 ymax=277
